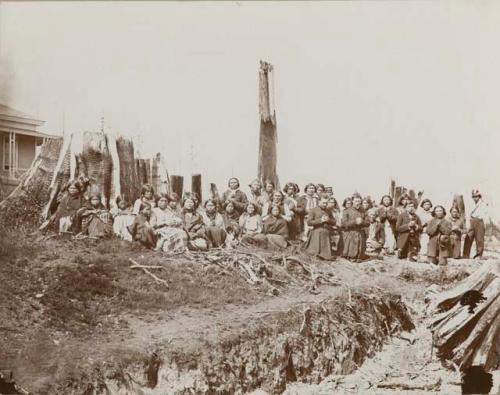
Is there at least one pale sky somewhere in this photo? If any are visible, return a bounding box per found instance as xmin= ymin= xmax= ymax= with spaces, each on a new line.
xmin=1 ymin=1 xmax=499 ymax=215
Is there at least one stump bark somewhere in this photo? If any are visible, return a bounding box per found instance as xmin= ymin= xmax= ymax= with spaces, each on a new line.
xmin=0 ymin=131 xmax=168 ymax=226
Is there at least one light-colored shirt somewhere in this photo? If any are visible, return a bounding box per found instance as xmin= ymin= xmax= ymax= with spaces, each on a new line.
xmin=469 ymin=199 xmax=491 ymax=223
xmin=239 ymin=213 xmax=263 ymax=234
xmin=150 ymin=207 xmax=183 ymax=227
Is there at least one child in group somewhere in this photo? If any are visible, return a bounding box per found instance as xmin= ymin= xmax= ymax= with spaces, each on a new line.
xmin=181 ymin=197 xmax=209 ymax=250
xmin=239 ymin=202 xmax=267 ymax=247
xmin=133 ymin=184 xmax=156 ymax=215
xmin=449 ymin=206 xmax=466 ymax=259
xmin=79 ymin=191 xmax=113 ymax=238
xmin=127 ymin=202 xmax=157 ymax=249
xmin=396 ymin=200 xmax=422 ymax=261
xmin=426 ymin=205 xmax=452 ymax=265
xmin=110 ymin=195 xmax=135 ymax=241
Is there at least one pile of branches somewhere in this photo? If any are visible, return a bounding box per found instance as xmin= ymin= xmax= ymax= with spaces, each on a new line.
xmin=133 ymin=248 xmax=342 ymax=296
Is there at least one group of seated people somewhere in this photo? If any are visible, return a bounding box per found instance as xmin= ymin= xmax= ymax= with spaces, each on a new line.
xmin=47 ymin=177 xmax=486 ymax=265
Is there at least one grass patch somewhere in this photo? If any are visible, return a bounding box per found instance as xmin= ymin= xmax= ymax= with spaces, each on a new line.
xmin=398 ymin=266 xmax=469 ymax=285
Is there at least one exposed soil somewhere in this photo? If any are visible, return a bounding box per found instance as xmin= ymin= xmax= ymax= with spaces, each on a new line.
xmin=1 ymin=228 xmax=497 ymax=394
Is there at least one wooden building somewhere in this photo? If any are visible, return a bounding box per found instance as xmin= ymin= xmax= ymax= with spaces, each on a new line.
xmin=0 ymin=104 xmax=59 ymax=196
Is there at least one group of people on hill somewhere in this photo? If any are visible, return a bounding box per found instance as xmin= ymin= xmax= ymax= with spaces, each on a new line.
xmin=46 ymin=177 xmax=490 ymax=265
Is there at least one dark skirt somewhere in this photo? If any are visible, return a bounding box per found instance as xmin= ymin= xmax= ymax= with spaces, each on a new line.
xmin=204 ymin=226 xmax=227 ymax=248
xmin=305 ymin=228 xmax=333 ymax=260
xmin=342 ymin=230 xmax=366 ymax=259
xmin=450 ymin=233 xmax=461 ymax=259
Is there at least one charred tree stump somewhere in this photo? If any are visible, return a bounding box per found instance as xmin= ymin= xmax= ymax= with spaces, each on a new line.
xmin=170 ymin=175 xmax=184 ymax=200
xmin=430 ymin=261 xmax=500 ymax=373
xmin=257 ymin=60 xmax=279 ymax=188
xmin=192 ymin=174 xmax=202 ymax=202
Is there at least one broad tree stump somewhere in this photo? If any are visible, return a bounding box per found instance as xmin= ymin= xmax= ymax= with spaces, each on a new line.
xmin=430 ymin=261 xmax=500 ymax=373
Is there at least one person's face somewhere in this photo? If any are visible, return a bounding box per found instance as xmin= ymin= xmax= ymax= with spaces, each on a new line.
xmin=317 ymin=186 xmax=325 ymax=194
xmin=362 ymin=200 xmax=370 ymax=210
xmin=327 ymin=199 xmax=336 ymax=210
xmin=306 ymin=185 xmax=316 ymax=196
xmin=226 ymin=203 xmax=235 ymax=214
xmin=369 ymin=213 xmax=377 ymax=222
xmin=402 ymin=197 xmax=409 ymax=207
xmin=229 ymin=178 xmax=239 ymax=190
xmin=271 ymin=206 xmax=280 ymax=217
xmin=273 ymin=192 xmax=282 ymax=204
xmin=206 ymin=201 xmax=216 ymax=214
xmin=473 ymin=195 xmax=480 ymax=204
xmin=265 ymin=183 xmax=274 ymax=193
xmin=168 ymin=200 xmax=178 ymax=210
xmin=423 ymin=202 xmax=432 ymax=211
xmin=435 ymin=207 xmax=445 ymax=218
xmin=353 ymin=198 xmax=362 ymax=209
xmin=345 ymin=200 xmax=353 ymax=209
xmin=246 ymin=204 xmax=255 ymax=215
xmin=407 ymin=203 xmax=416 ymax=214
xmin=319 ymin=198 xmax=328 ymax=209
xmin=142 ymin=206 xmax=151 ymax=217
xmin=118 ymin=200 xmax=127 ymax=210
xmin=184 ymin=199 xmax=194 ymax=210
xmin=451 ymin=208 xmax=459 ymax=218
xmin=286 ymin=186 xmax=295 ymax=196
xmin=90 ymin=197 xmax=100 ymax=207
xmin=68 ymin=185 xmax=78 ymax=196
xmin=158 ymin=197 xmax=168 ymax=209
xmin=144 ymin=191 xmax=153 ymax=200
xmin=250 ymin=181 xmax=261 ymax=193
xmin=382 ymin=197 xmax=392 ymax=207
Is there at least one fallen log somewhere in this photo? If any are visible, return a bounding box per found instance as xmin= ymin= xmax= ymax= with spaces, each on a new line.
xmin=430 ymin=261 xmax=500 ymax=373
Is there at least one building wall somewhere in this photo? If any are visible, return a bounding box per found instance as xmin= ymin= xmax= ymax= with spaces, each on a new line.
xmin=17 ymin=134 xmax=36 ymax=170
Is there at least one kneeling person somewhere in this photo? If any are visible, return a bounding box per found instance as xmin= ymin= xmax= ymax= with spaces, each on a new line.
xmin=305 ymin=196 xmax=337 ymax=260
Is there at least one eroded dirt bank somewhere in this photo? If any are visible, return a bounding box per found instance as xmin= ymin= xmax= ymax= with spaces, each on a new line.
xmin=64 ymin=291 xmax=414 ymax=394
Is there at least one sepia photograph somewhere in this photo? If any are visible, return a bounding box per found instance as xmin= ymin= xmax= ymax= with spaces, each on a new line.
xmin=0 ymin=1 xmax=499 ymax=394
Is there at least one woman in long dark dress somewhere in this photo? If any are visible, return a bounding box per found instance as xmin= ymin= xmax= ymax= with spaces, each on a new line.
xmin=304 ymin=196 xmax=336 ymax=260
xmin=449 ymin=206 xmax=465 ymax=259
xmin=426 ymin=205 xmax=452 ymax=265
xmin=341 ymin=194 xmax=369 ymax=261
xmin=296 ymin=183 xmax=318 ymax=241
xmin=52 ymin=180 xmax=85 ymax=234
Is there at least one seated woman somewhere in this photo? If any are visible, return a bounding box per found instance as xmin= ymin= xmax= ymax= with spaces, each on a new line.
xmin=396 ymin=200 xmax=422 ymax=261
xmin=110 ymin=195 xmax=135 ymax=241
xmin=426 ymin=205 xmax=452 ymax=265
xmin=248 ymin=179 xmax=268 ymax=213
xmin=449 ymin=205 xmax=465 ymax=259
xmin=167 ymin=192 xmax=181 ymax=215
xmin=151 ymin=193 xmax=188 ymax=253
xmin=341 ymin=194 xmax=369 ymax=261
xmin=262 ymin=191 xmax=293 ymax=222
xmin=79 ymin=191 xmax=113 ymax=238
xmin=49 ymin=180 xmax=85 ymax=234
xmin=365 ymin=208 xmax=385 ymax=255
xmin=263 ymin=204 xmax=289 ymax=249
xmin=201 ymin=199 xmax=227 ymax=248
xmin=221 ymin=177 xmax=248 ymax=215
xmin=127 ymin=202 xmax=157 ymax=249
xmin=377 ymin=195 xmax=398 ymax=255
xmin=133 ymin=184 xmax=156 ymax=215
xmin=239 ymin=202 xmax=267 ymax=246
xmin=304 ymin=196 xmax=336 ymax=260
xmin=181 ymin=197 xmax=209 ymax=250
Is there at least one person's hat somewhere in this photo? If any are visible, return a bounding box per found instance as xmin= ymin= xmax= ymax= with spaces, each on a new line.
xmin=472 ymin=189 xmax=482 ymax=198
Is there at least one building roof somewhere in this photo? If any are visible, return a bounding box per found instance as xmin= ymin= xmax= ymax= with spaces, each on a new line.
xmin=0 ymin=103 xmax=58 ymax=138
xmin=0 ymin=103 xmax=44 ymax=126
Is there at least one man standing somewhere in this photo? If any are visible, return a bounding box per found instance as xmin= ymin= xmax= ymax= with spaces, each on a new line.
xmin=463 ymin=190 xmax=490 ymax=259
